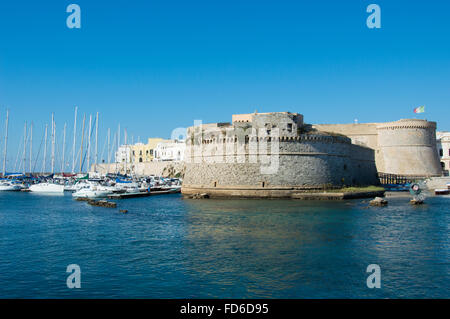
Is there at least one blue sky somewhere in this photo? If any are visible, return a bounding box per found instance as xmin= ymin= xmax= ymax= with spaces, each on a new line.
xmin=0 ymin=0 xmax=449 ymax=171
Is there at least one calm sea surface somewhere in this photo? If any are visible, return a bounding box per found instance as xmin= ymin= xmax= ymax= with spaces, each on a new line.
xmin=0 ymin=192 xmax=448 ymax=298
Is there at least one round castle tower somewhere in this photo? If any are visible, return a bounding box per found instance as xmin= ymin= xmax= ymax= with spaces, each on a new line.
xmin=376 ymin=119 xmax=442 ymax=177
xmin=181 ymin=112 xmax=379 ymax=198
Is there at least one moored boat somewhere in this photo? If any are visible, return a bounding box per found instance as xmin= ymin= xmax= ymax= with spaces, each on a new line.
xmin=0 ymin=181 xmax=22 ymax=191
xmin=29 ymin=182 xmax=64 ymax=193
xmin=435 ymin=188 xmax=450 ymax=195
xmin=114 ymin=178 xmax=140 ymax=193
xmin=72 ymin=186 xmax=112 ymax=199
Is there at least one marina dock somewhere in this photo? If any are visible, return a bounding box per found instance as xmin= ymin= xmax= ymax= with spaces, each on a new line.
xmin=107 ymin=188 xmax=180 ymax=199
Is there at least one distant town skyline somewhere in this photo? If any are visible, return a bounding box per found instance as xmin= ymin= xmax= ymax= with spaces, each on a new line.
xmin=1 ymin=0 xmax=449 ymax=171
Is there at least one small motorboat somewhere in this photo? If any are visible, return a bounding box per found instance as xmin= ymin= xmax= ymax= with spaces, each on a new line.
xmin=435 ymin=189 xmax=450 ymax=195
xmin=0 ymin=181 xmax=22 ymax=191
xmin=114 ymin=179 xmax=140 ymax=193
xmin=72 ymin=186 xmax=112 ymax=199
xmin=29 ymin=182 xmax=64 ymax=193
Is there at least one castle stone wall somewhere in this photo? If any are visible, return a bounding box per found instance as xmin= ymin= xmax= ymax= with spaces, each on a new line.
xmin=182 ymin=112 xmax=379 ymax=197
xmin=314 ymin=119 xmax=442 ymax=177
xmin=183 ymin=137 xmax=378 ymax=190
xmin=377 ymin=119 xmax=442 ymax=176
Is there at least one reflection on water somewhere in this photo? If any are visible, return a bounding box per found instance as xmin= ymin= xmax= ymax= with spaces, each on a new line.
xmin=182 ymin=198 xmax=450 ymax=298
xmin=27 ymin=192 xmax=65 ymax=196
xmin=0 ymin=192 xmax=449 ymax=298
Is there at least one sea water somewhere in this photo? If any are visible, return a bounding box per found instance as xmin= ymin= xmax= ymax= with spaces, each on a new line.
xmin=0 ymin=192 xmax=448 ymax=298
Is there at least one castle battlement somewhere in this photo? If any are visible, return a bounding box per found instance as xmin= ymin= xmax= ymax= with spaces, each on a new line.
xmin=377 ymin=119 xmax=437 ymax=130
xmin=191 ymin=134 xmax=352 ymax=145
xmin=314 ymin=118 xmax=442 ymax=177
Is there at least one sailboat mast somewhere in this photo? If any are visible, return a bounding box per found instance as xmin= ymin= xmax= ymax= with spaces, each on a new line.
xmin=29 ymin=122 xmax=33 ymax=173
xmin=72 ymin=106 xmax=77 ymax=173
xmin=61 ymin=123 xmax=66 ymax=173
xmin=2 ymin=109 xmax=9 ymax=176
xmin=124 ymin=128 xmax=127 ymax=175
xmin=107 ymin=128 xmax=111 ymax=164
xmin=117 ymin=123 xmax=120 ymax=174
xmin=51 ymin=113 xmax=55 ymax=174
xmin=87 ymin=114 xmax=92 ymax=172
xmin=118 ymin=123 xmax=120 ymax=149
xmin=42 ymin=124 xmax=48 ymax=174
xmin=95 ymin=112 xmax=99 ymax=171
xmin=23 ymin=122 xmax=27 ymax=175
xmin=79 ymin=114 xmax=85 ymax=172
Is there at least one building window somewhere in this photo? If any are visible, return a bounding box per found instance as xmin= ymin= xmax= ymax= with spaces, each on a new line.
xmin=287 ymin=123 xmax=292 ymax=132
xmin=139 ymin=158 xmax=143 ymax=163
xmin=441 ymin=162 xmax=445 ymax=168
xmin=439 ymin=149 xmax=443 ymax=156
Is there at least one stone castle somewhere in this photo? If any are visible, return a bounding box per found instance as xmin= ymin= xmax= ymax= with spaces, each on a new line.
xmin=314 ymin=119 xmax=442 ymax=177
xmin=94 ymin=111 xmax=443 ymax=197
xmin=182 ymin=112 xmax=381 ymax=198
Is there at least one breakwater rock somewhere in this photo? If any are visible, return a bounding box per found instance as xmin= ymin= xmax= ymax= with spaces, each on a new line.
xmin=369 ymin=197 xmax=388 ymax=207
xmin=76 ymin=197 xmax=117 ymax=208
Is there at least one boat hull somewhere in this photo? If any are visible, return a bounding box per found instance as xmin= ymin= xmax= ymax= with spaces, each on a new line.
xmin=29 ymin=183 xmax=64 ymax=193
xmin=0 ymin=185 xmax=21 ymax=191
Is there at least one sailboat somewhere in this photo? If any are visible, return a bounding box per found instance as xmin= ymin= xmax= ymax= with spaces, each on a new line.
xmin=1 ymin=110 xmax=17 ymax=191
xmin=29 ymin=113 xmax=64 ymax=194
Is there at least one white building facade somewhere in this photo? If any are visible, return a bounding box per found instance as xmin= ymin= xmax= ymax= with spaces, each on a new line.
xmin=115 ymin=145 xmax=131 ymax=163
xmin=154 ymin=140 xmax=186 ymax=162
xmin=437 ymin=132 xmax=450 ymax=176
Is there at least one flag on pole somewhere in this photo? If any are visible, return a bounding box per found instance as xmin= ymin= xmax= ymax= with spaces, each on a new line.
xmin=413 ymin=106 xmax=425 ymax=113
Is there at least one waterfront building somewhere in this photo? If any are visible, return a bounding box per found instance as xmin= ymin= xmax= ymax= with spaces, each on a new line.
xmin=130 ymin=138 xmax=164 ymax=163
xmin=154 ymin=139 xmax=186 ymax=162
xmin=437 ymin=132 xmax=450 ymax=176
xmin=115 ymin=145 xmax=131 ymax=163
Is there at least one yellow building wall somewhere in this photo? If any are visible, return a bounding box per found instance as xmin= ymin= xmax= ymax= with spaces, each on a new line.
xmin=130 ymin=138 xmax=165 ymax=163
